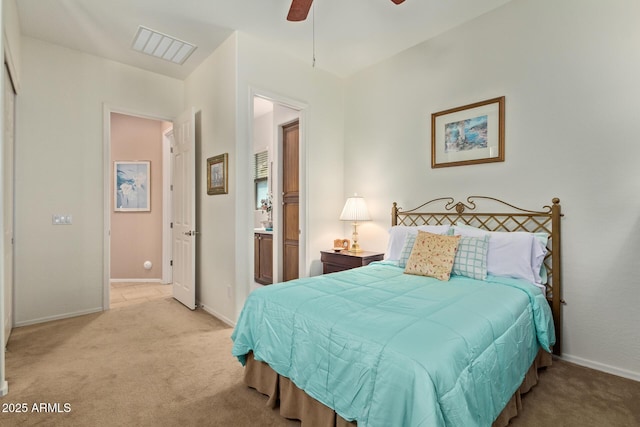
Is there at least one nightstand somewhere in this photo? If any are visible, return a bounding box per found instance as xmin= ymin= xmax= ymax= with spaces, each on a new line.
xmin=320 ymin=250 xmax=385 ymax=274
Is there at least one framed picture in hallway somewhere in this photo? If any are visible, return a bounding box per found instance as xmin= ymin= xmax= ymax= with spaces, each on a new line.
xmin=431 ymin=96 xmax=505 ymax=168
xmin=114 ymin=161 xmax=151 ymax=212
xmin=207 ymin=153 xmax=228 ymax=195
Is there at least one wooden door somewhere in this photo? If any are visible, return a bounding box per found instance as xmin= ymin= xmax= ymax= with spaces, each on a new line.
xmin=282 ymin=121 xmax=299 ymax=281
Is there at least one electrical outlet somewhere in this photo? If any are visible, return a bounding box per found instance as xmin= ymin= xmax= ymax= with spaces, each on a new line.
xmin=227 ymin=285 xmax=232 ymax=298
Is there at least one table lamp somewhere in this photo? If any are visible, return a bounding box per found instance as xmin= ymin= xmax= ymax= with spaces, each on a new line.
xmin=339 ymin=193 xmax=371 ymax=253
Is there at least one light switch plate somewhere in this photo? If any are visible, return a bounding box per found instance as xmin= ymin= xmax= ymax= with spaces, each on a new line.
xmin=52 ymin=214 xmax=73 ymax=225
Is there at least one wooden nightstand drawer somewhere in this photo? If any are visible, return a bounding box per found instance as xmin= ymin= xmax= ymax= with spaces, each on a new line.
xmin=320 ymin=250 xmax=384 ymax=274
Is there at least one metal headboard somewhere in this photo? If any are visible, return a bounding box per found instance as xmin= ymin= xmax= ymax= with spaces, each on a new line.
xmin=391 ymin=196 xmax=564 ymax=355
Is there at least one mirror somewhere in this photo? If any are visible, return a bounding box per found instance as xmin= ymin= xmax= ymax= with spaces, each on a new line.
xmin=255 ymin=178 xmax=268 ymax=209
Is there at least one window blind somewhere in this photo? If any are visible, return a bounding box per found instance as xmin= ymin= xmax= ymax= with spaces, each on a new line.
xmin=254 ymin=151 xmax=268 ymax=180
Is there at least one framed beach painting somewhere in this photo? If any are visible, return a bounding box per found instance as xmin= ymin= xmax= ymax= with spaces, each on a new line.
xmin=431 ymin=96 xmax=505 ymax=168
xmin=114 ymin=161 xmax=151 ymax=212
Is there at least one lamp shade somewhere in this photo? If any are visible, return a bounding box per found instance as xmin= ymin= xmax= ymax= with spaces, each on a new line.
xmin=340 ymin=194 xmax=371 ymax=222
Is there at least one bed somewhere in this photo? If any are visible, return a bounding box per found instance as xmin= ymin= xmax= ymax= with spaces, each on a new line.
xmin=232 ymin=196 xmax=564 ymax=427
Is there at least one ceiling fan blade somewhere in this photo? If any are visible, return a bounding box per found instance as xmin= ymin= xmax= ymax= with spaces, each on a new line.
xmin=391 ymin=0 xmax=405 ymax=4
xmin=287 ymin=0 xmax=313 ymax=22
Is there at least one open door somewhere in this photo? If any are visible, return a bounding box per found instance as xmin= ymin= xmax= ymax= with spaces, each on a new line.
xmin=171 ymin=108 xmax=196 ymax=310
xmin=282 ymin=120 xmax=299 ymax=281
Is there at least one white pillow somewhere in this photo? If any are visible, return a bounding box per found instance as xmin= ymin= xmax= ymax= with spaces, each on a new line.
xmin=452 ymin=224 xmax=547 ymax=284
xmin=385 ymin=225 xmax=451 ymax=261
xmin=532 ymin=233 xmax=550 ymax=284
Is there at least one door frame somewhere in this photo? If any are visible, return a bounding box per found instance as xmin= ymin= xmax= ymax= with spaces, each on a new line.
xmin=248 ymin=88 xmax=308 ymax=288
xmin=102 ymin=105 xmax=174 ymax=309
xmin=162 ymin=127 xmax=173 ymax=285
xmin=3 ymin=63 xmax=16 ymax=346
xmin=0 ymin=56 xmax=20 ymax=397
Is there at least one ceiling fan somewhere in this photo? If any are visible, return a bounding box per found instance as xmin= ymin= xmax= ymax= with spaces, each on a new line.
xmin=287 ymin=0 xmax=406 ymax=22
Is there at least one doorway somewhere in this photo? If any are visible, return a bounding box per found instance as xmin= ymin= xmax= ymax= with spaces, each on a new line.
xmin=103 ymin=109 xmax=173 ymax=309
xmin=251 ymin=93 xmax=306 ymax=288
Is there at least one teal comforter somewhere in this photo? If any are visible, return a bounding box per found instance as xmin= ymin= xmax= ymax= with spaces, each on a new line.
xmin=231 ymin=262 xmax=555 ymax=427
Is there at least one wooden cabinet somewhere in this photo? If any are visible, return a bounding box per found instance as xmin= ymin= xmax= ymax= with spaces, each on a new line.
xmin=320 ymin=250 xmax=384 ymax=274
xmin=254 ymin=233 xmax=273 ymax=285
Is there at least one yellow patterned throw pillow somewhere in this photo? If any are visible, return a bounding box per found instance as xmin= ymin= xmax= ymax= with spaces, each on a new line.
xmin=404 ymin=231 xmax=461 ymax=281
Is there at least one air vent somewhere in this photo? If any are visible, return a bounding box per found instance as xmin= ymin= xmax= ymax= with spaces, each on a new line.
xmin=131 ymin=26 xmax=196 ymax=65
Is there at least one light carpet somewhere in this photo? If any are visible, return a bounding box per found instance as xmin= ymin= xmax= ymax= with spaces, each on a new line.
xmin=0 ymin=297 xmax=638 ymax=426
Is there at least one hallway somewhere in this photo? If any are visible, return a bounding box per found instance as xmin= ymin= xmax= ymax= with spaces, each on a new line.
xmin=110 ymin=282 xmax=172 ymax=309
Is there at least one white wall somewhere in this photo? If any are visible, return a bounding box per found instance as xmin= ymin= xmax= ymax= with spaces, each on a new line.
xmin=3 ymin=0 xmax=21 ymax=88
xmin=344 ymin=0 xmax=640 ymax=380
xmin=235 ymin=32 xmax=345 ymax=318
xmin=184 ymin=33 xmax=238 ymax=325
xmin=185 ymin=32 xmax=345 ymax=323
xmin=0 ymin=0 xmax=20 ymax=398
xmin=253 ymin=109 xmax=273 ymax=228
xmin=14 ymin=37 xmax=184 ymax=325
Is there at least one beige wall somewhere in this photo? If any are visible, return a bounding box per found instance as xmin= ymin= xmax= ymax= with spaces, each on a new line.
xmin=3 ymin=0 xmax=21 ymax=88
xmin=344 ymin=0 xmax=640 ymax=380
xmin=184 ymin=33 xmax=238 ymax=324
xmin=235 ymin=32 xmax=346 ymax=318
xmin=14 ymin=37 xmax=183 ymax=325
xmin=183 ymin=32 xmax=345 ymax=324
xmin=110 ymin=112 xmax=166 ymax=280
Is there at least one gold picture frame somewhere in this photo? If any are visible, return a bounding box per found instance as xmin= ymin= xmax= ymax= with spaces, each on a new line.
xmin=207 ymin=153 xmax=228 ymax=195
xmin=333 ymin=238 xmax=350 ymax=251
xmin=431 ymin=96 xmax=505 ymax=168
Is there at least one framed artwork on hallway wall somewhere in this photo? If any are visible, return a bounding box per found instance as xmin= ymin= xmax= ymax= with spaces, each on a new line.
xmin=114 ymin=161 xmax=151 ymax=212
xmin=431 ymin=96 xmax=505 ymax=168
xmin=207 ymin=153 xmax=228 ymax=195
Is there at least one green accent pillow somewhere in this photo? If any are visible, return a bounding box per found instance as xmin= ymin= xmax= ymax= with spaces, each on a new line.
xmin=452 ymin=235 xmax=490 ymax=281
xmin=398 ymin=233 xmax=418 ymax=268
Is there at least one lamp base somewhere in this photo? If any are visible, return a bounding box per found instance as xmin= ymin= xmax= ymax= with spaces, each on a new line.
xmin=348 ymin=242 xmax=363 ymax=253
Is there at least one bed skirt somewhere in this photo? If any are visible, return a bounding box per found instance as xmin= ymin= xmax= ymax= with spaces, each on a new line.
xmin=243 ymin=350 xmax=552 ymax=427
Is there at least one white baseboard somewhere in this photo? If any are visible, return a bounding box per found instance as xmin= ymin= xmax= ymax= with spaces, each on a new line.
xmin=561 ymin=353 xmax=640 ymax=382
xmin=198 ymin=303 xmax=236 ymax=327
xmin=14 ymin=307 xmax=104 ymax=328
xmin=110 ymin=278 xmax=163 ymax=283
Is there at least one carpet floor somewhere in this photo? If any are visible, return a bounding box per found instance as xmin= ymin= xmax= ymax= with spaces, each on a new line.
xmin=0 ymin=296 xmax=638 ymax=426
